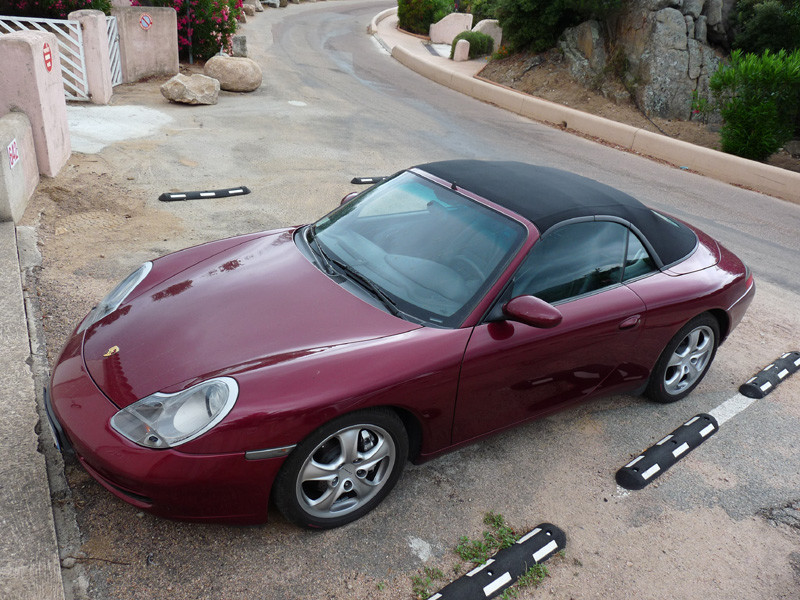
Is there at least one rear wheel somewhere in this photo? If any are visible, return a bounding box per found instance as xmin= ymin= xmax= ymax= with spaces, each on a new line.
xmin=273 ymin=408 xmax=408 ymax=529
xmin=646 ymin=314 xmax=720 ymax=403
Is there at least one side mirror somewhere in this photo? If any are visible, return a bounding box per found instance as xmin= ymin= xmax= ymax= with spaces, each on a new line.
xmin=340 ymin=192 xmax=359 ymax=206
xmin=503 ymin=295 xmax=563 ymax=329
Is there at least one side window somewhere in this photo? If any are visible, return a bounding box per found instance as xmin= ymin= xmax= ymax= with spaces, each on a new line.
xmin=623 ymin=232 xmax=657 ymax=281
xmin=511 ymin=221 xmax=628 ymax=303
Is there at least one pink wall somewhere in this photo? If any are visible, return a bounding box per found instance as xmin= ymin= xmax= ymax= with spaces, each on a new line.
xmin=0 ymin=31 xmax=70 ymax=178
xmin=111 ymin=7 xmax=179 ymax=83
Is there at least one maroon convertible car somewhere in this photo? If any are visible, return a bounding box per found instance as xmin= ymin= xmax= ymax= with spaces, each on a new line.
xmin=47 ymin=160 xmax=754 ymax=528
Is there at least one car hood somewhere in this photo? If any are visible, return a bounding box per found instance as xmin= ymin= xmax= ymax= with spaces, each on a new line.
xmin=83 ymin=229 xmax=421 ymax=408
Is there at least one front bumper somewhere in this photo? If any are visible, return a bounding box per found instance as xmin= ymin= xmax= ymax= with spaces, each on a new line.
xmin=49 ymin=334 xmax=284 ymax=524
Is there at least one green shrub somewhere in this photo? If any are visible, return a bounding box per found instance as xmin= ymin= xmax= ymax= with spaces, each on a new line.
xmin=131 ymin=0 xmax=243 ymax=61
xmin=461 ymin=0 xmax=501 ymax=22
xmin=450 ymin=30 xmax=494 ymax=58
xmin=2 ymin=0 xmax=111 ymax=18
xmin=397 ymin=0 xmax=454 ymax=36
xmin=496 ymin=0 xmax=621 ymax=52
xmin=733 ymin=0 xmax=800 ymax=55
xmin=710 ymin=48 xmax=800 ymax=160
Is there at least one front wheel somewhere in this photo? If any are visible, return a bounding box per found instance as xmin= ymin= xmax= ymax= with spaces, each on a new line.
xmin=646 ymin=314 xmax=720 ymax=403
xmin=272 ymin=408 xmax=408 ymax=529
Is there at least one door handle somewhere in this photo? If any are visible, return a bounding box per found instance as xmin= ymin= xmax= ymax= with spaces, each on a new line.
xmin=619 ymin=315 xmax=641 ymax=330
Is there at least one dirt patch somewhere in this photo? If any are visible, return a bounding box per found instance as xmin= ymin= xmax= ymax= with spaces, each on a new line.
xmin=478 ymin=50 xmax=800 ymax=174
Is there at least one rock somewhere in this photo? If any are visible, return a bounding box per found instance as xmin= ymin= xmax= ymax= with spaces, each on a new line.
xmin=263 ymin=0 xmax=279 ymax=6
xmin=279 ymin=0 xmax=288 ymax=6
xmin=641 ymin=0 xmax=682 ymax=9
xmin=682 ymin=0 xmax=704 ymax=18
xmin=559 ymin=20 xmax=607 ymax=88
xmin=704 ymin=0 xmax=722 ymax=26
xmin=160 ymin=73 xmax=220 ymax=105
xmin=231 ymin=35 xmax=247 ymax=57
xmin=785 ymin=140 xmax=800 ymax=157
xmin=684 ymin=15 xmax=694 ymax=39
xmin=204 ymin=56 xmax=262 ymax=92
xmin=472 ymin=19 xmax=502 ymax=51
xmin=694 ymin=15 xmax=707 ymax=42
xmin=688 ymin=38 xmax=702 ymax=80
xmin=453 ymin=39 xmax=470 ymax=62
xmin=242 ymin=3 xmax=255 ymax=16
xmin=655 ymin=8 xmax=688 ymax=50
xmin=429 ymin=12 xmax=473 ymax=44
xmin=237 ymin=11 xmax=246 ymax=23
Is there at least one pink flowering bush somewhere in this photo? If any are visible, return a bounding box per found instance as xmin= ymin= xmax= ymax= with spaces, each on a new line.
xmin=131 ymin=0 xmax=243 ymax=60
xmin=2 ymin=0 xmax=111 ymax=18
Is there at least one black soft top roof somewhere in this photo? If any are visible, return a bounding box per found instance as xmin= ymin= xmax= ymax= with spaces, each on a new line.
xmin=416 ymin=160 xmax=697 ymax=266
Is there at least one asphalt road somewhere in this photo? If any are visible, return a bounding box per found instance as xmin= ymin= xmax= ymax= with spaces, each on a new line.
xmin=39 ymin=1 xmax=800 ymax=599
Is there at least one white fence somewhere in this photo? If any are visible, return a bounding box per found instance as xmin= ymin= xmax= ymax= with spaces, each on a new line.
xmin=0 ymin=15 xmax=90 ymax=101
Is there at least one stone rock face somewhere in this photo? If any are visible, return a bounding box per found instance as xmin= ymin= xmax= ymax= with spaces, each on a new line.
xmin=604 ymin=0 xmax=727 ymax=119
xmin=559 ymin=21 xmax=606 ymax=88
xmin=242 ymin=3 xmax=255 ymax=16
xmin=160 ymin=74 xmax=220 ymax=105
xmin=231 ymin=35 xmax=247 ymax=57
xmin=204 ymin=56 xmax=262 ymax=92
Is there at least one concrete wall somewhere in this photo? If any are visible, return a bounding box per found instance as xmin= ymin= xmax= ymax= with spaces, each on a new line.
xmin=69 ymin=10 xmax=113 ymax=105
xmin=0 ymin=113 xmax=39 ymax=223
xmin=112 ymin=7 xmax=179 ymax=83
xmin=0 ymin=31 xmax=71 ymax=179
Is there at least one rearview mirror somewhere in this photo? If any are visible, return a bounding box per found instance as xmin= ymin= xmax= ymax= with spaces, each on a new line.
xmin=503 ymin=295 xmax=563 ymax=328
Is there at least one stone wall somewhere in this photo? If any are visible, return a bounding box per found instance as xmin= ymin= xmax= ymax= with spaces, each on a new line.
xmin=560 ymin=0 xmax=737 ymax=119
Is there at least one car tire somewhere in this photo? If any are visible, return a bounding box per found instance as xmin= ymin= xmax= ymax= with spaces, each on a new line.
xmin=646 ymin=313 xmax=720 ymax=404
xmin=272 ymin=408 xmax=408 ymax=529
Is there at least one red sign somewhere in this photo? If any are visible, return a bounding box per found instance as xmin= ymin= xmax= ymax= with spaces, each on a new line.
xmin=139 ymin=13 xmax=153 ymax=30
xmin=43 ymin=42 xmax=52 ymax=73
xmin=7 ymin=139 xmax=19 ymax=169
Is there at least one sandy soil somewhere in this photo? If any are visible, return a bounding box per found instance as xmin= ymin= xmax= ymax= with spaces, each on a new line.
xmin=478 ymin=50 xmax=800 ymax=174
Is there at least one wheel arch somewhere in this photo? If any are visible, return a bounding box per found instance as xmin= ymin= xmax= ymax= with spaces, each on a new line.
xmin=708 ymin=308 xmax=730 ymax=342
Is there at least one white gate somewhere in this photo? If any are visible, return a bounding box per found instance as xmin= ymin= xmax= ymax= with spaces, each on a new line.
xmin=106 ymin=16 xmax=122 ymax=87
xmin=0 ymin=15 xmax=90 ymax=101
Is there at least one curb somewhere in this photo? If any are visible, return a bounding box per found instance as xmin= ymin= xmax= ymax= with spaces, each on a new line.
xmin=376 ymin=17 xmax=800 ymax=204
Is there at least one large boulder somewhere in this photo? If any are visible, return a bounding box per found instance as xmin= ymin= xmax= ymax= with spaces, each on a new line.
xmin=606 ymin=0 xmax=727 ymax=119
xmin=204 ymin=56 xmax=262 ymax=92
xmin=559 ymin=20 xmax=607 ymax=88
xmin=160 ymin=73 xmax=220 ymax=105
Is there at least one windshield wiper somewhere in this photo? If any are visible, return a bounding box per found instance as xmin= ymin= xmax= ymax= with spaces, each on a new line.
xmin=327 ymin=256 xmax=401 ymax=317
xmin=306 ymin=226 xmax=337 ymax=276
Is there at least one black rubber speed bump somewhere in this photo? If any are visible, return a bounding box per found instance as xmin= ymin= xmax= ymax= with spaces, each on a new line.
xmin=739 ymin=351 xmax=800 ymax=399
xmin=430 ymin=523 xmax=566 ymax=599
xmin=158 ymin=186 xmax=250 ymax=202
xmin=616 ymin=414 xmax=718 ymax=490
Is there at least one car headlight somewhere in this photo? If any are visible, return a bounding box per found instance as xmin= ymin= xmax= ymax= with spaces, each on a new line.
xmin=110 ymin=378 xmax=238 ymax=449
xmin=78 ymin=262 xmax=153 ymax=332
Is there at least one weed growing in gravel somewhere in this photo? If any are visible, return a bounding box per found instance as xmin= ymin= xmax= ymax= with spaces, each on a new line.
xmin=497 ymin=563 xmax=550 ymax=598
xmin=411 ymin=566 xmax=445 ymax=599
xmin=456 ymin=511 xmax=521 ymax=565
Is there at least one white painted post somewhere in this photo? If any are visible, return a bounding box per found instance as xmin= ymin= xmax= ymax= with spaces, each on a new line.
xmin=0 ymin=113 xmax=39 ymax=223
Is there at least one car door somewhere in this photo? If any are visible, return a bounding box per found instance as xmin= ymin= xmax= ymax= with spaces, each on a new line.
xmin=452 ymin=220 xmax=648 ymax=444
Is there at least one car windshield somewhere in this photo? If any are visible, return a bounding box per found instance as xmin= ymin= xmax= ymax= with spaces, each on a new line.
xmin=312 ymin=171 xmax=526 ymax=327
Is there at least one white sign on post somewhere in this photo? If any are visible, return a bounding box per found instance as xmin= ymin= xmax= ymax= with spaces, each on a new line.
xmin=7 ymin=138 xmax=19 ymax=169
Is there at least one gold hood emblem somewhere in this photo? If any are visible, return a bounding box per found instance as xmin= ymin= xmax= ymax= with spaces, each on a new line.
xmin=103 ymin=345 xmax=120 ymax=357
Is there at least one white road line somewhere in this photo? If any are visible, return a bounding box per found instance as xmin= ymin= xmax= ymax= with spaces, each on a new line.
xmin=707 ymin=393 xmax=757 ymax=426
